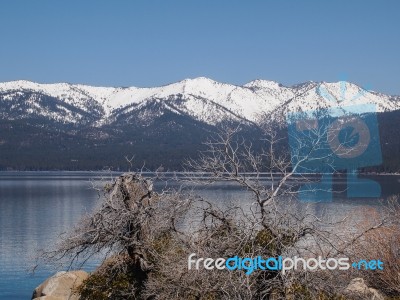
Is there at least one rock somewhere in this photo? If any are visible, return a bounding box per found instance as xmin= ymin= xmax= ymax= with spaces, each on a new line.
xmin=32 ymin=270 xmax=89 ymax=300
xmin=343 ymin=278 xmax=384 ymax=300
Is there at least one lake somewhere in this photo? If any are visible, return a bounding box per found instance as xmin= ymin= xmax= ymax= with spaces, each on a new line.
xmin=0 ymin=172 xmax=399 ymax=300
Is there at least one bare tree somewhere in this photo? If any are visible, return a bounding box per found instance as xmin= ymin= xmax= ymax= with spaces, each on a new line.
xmin=36 ymin=122 xmax=396 ymax=300
xmin=181 ymin=122 xmax=391 ymax=299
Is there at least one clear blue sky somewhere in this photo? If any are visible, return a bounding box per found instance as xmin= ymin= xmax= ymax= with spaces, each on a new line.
xmin=0 ymin=0 xmax=399 ymax=94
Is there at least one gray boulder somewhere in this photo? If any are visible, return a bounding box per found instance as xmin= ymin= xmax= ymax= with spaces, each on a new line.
xmin=343 ymin=278 xmax=384 ymax=300
xmin=32 ymin=270 xmax=89 ymax=300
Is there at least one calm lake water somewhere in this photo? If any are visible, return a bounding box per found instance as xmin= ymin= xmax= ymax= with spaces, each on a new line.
xmin=0 ymin=172 xmax=399 ymax=300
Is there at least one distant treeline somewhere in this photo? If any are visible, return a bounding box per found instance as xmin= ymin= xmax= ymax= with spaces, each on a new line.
xmin=0 ymin=109 xmax=399 ymax=172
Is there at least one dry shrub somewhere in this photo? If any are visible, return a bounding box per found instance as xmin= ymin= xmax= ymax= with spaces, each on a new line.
xmin=348 ymin=196 xmax=400 ymax=297
xmin=352 ymin=225 xmax=400 ymax=296
xmin=78 ymin=255 xmax=139 ymax=300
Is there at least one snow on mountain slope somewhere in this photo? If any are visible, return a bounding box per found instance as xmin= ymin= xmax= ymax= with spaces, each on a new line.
xmin=294 ymin=81 xmax=399 ymax=112
xmin=0 ymin=78 xmax=399 ymax=126
xmin=0 ymin=80 xmax=104 ymax=114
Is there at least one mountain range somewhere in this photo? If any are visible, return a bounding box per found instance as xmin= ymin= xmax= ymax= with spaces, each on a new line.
xmin=0 ymin=78 xmax=399 ymax=171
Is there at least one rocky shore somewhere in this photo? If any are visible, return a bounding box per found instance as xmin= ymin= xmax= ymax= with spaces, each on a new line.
xmin=32 ymin=272 xmax=386 ymax=300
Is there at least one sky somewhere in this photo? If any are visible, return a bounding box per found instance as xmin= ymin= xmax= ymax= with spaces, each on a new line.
xmin=0 ymin=0 xmax=399 ymax=94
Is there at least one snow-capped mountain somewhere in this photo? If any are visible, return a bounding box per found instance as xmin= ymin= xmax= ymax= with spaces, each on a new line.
xmin=1 ymin=77 xmax=399 ymax=126
xmin=0 ymin=77 xmax=399 ymax=171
